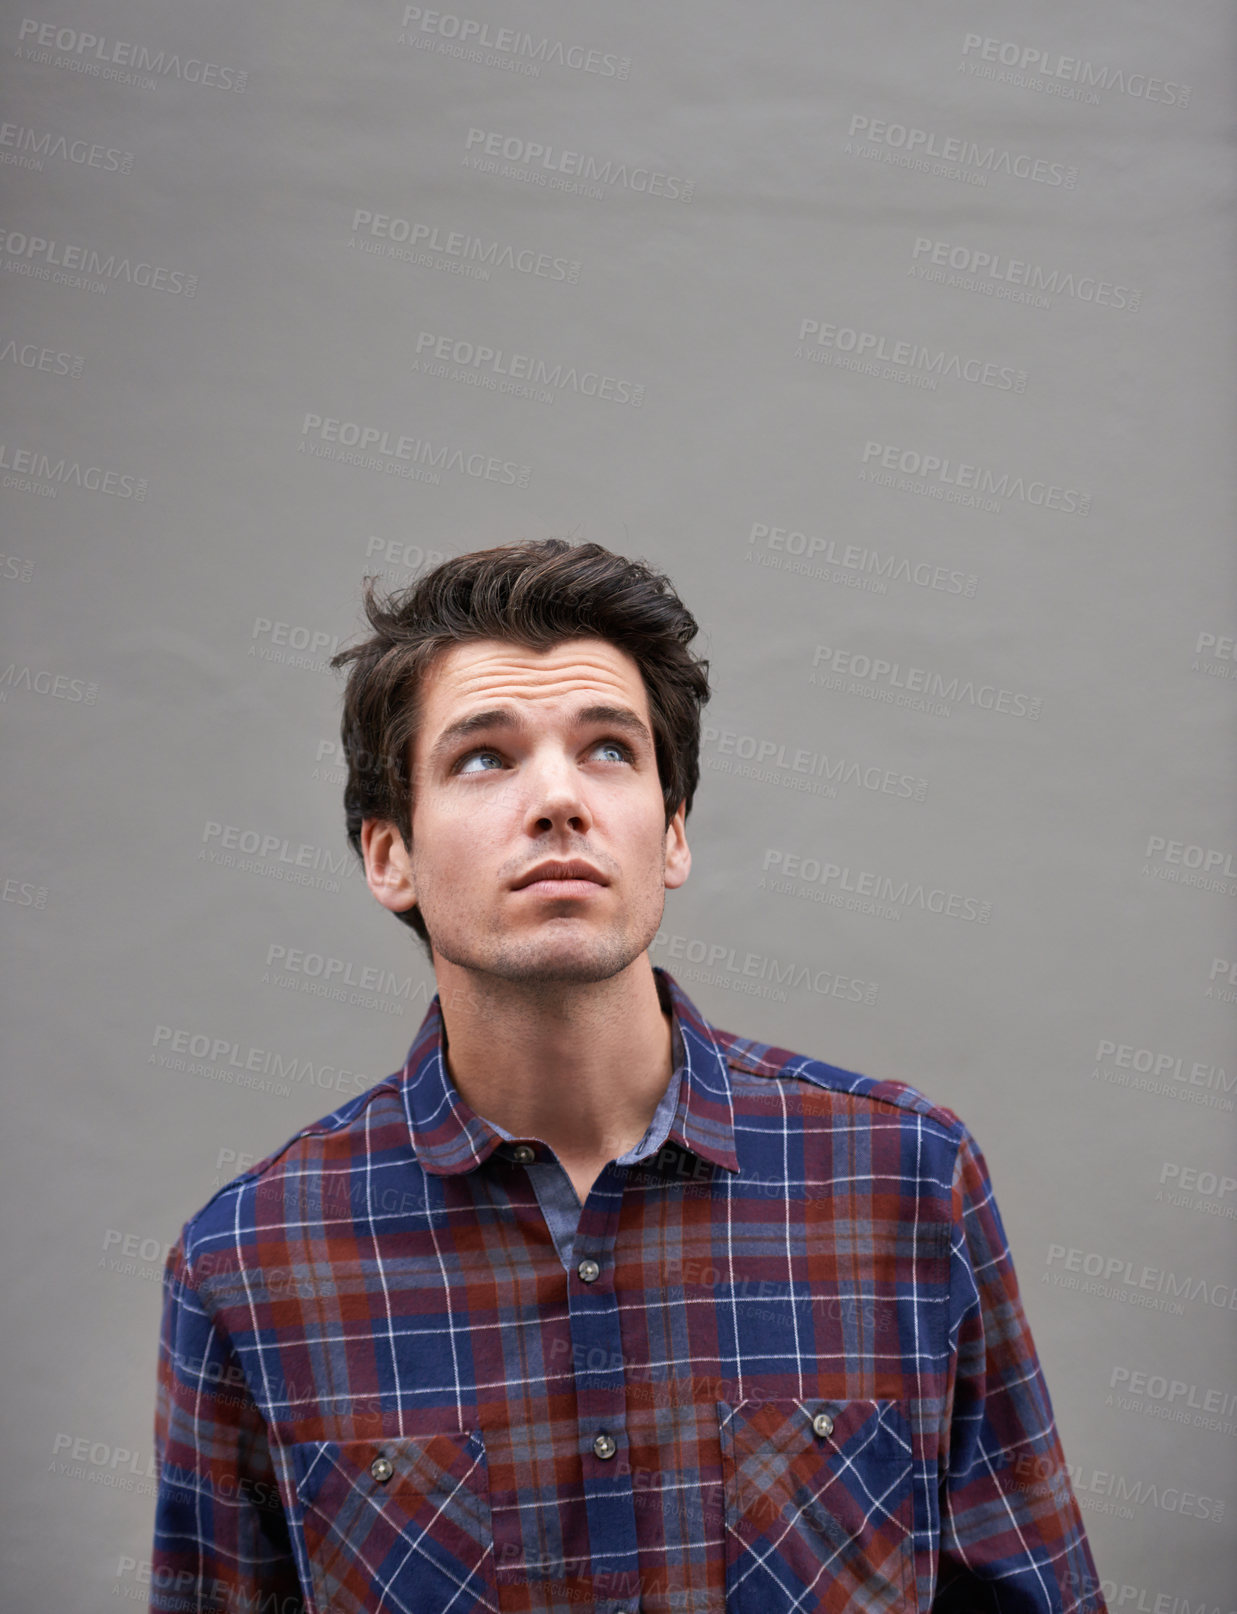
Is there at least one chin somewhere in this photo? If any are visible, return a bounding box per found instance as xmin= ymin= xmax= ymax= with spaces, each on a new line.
xmin=436 ymin=923 xmax=645 ymax=985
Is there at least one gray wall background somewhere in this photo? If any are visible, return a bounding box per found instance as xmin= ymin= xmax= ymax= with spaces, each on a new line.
xmin=3 ymin=1 xmax=1234 ymax=1606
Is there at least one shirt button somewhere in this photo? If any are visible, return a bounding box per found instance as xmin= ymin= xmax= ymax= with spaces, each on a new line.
xmin=511 ymin=1144 xmax=535 ymax=1164
xmin=370 ymin=1455 xmax=394 ymax=1483
xmin=592 ymin=1433 xmax=617 ymax=1460
xmin=812 ymin=1411 xmax=835 ymax=1439
xmin=577 ymin=1257 xmax=601 ymax=1283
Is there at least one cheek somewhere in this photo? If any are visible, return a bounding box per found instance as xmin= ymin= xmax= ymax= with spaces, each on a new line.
xmin=411 ymin=806 xmax=470 ymax=873
xmin=415 ymin=797 xmax=515 ymax=871
xmin=625 ymin=807 xmax=673 ymax=873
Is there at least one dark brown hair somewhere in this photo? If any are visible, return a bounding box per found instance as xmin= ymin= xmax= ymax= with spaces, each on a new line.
xmin=329 ymin=538 xmax=711 ymax=946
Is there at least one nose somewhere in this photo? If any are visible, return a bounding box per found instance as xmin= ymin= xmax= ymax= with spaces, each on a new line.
xmin=521 ymin=744 xmax=594 ymax=839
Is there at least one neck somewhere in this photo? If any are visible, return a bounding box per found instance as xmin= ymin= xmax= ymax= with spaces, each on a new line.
xmin=433 ymin=957 xmax=675 ymax=1173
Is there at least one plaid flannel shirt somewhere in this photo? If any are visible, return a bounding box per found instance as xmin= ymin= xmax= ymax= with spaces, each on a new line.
xmin=150 ymin=966 xmax=1106 ymax=1611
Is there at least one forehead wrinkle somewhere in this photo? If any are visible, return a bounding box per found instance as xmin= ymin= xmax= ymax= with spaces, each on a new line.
xmin=431 ymin=635 xmax=637 ymax=675
xmin=446 ymin=644 xmax=635 ymax=672
xmin=432 ymin=650 xmax=644 ymax=703
xmin=444 ymin=667 xmax=639 ymax=702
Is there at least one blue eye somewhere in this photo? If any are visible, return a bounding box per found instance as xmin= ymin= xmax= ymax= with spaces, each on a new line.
xmin=457 ymin=750 xmax=504 ymax=774
xmin=594 ymin=740 xmax=632 ymax=763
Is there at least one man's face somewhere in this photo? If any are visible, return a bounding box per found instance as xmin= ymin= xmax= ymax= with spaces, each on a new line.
xmin=370 ymin=635 xmax=690 ymax=984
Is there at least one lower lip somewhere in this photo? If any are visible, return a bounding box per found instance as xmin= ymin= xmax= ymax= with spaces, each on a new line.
xmin=516 ymin=878 xmax=605 ymax=897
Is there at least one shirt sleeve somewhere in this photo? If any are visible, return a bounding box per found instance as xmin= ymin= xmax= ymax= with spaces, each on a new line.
xmin=150 ymin=1228 xmax=307 ymax=1612
xmin=932 ymin=1125 xmax=1108 ymax=1612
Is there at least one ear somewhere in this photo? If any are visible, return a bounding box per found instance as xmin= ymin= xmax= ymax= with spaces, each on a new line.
xmin=663 ymin=801 xmax=691 ymax=890
xmin=360 ymin=820 xmax=418 ymax=914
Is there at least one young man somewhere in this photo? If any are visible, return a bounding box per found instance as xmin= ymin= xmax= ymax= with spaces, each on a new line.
xmin=150 ymin=540 xmax=1106 ymax=1611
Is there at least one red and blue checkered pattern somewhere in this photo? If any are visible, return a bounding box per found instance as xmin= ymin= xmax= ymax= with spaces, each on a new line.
xmin=150 ymin=967 xmax=1105 ymax=1610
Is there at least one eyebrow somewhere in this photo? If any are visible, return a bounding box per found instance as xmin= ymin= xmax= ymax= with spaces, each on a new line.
xmin=427 ymin=703 xmax=654 ymax=769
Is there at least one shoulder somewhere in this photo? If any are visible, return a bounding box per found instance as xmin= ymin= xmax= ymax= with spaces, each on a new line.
xmin=712 ymin=1019 xmax=970 ymax=1152
xmin=177 ymin=1074 xmax=407 ymax=1272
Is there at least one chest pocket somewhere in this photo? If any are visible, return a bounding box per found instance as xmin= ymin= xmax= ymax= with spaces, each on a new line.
xmin=289 ymin=1431 xmax=498 ymax=1613
xmin=719 ymin=1397 xmax=915 ymax=1612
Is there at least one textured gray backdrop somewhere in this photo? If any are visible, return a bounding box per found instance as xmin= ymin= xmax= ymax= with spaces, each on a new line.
xmin=2 ymin=1 xmax=1234 ymax=1607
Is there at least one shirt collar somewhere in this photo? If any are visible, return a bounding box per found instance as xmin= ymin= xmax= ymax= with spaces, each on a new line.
xmin=398 ymin=966 xmax=740 ymax=1178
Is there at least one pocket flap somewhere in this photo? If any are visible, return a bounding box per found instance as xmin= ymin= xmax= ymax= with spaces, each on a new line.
xmin=719 ymin=1398 xmax=914 ymax=1611
xmin=290 ymin=1432 xmax=497 ymax=1613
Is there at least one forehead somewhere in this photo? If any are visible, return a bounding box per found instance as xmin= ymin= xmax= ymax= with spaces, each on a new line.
xmin=418 ymin=636 xmax=650 ymax=726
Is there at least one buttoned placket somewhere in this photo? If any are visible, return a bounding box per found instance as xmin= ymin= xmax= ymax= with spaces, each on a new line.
xmin=485 ymin=1138 xmax=646 ymax=1609
xmin=483 ymin=1059 xmax=685 ymax=1613
xmin=405 ymin=975 xmax=742 ymax=1610
xmin=566 ymin=1157 xmax=641 ymax=1611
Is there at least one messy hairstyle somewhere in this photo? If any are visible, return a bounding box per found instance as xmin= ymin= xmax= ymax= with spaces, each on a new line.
xmin=329 ymin=538 xmax=711 ymax=949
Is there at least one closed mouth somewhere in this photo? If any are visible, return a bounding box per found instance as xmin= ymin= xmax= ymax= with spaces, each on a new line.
xmin=512 ymin=861 xmax=607 ymax=891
